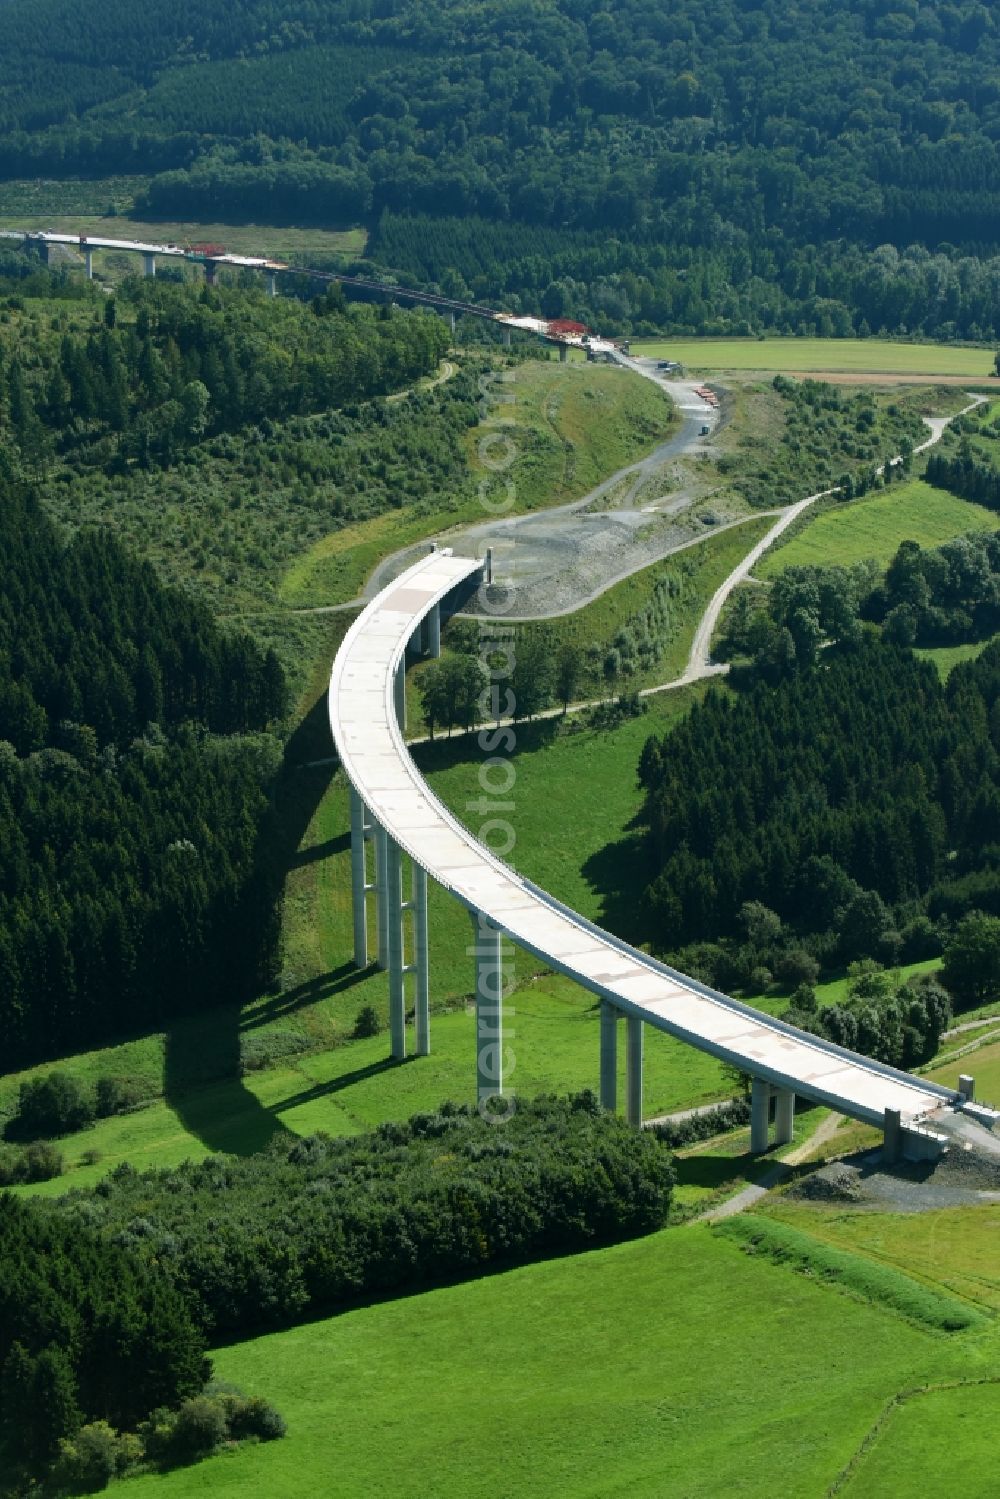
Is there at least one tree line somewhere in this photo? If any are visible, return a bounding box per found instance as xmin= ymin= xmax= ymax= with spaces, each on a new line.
xmin=52 ymin=1094 xmax=674 ymax=1342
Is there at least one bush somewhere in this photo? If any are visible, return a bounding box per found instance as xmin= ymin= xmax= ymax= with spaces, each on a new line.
xmin=9 ymin=1071 xmax=94 ymax=1139
xmin=352 ymin=1004 xmax=381 ymax=1039
xmin=24 ymin=1139 xmax=64 ymax=1182
xmin=227 ymin=1395 xmax=286 ymax=1442
xmin=52 ymin=1421 xmax=142 ymax=1491
xmin=95 ymin=1076 xmax=148 ymax=1118
xmin=169 ymin=1396 xmax=228 ymax=1461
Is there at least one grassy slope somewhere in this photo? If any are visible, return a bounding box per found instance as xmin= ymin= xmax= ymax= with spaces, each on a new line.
xmin=123 ymin=1228 xmax=938 ymax=1499
xmin=280 ymin=360 xmax=675 ymax=606
xmin=916 ymin=637 xmax=999 ymax=679
xmin=633 ymin=337 xmax=997 ymax=377
xmin=756 ymin=479 xmax=1000 ymax=576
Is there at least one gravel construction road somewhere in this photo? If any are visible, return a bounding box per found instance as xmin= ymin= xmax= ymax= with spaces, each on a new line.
xmin=362 ymin=367 xmax=724 ymax=618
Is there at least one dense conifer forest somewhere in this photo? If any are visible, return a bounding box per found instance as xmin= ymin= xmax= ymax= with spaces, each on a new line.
xmin=0 ymin=477 xmax=287 ymax=1069
xmin=637 ymin=635 xmax=1000 ymax=995
xmin=3 ymin=0 xmax=1000 ymax=334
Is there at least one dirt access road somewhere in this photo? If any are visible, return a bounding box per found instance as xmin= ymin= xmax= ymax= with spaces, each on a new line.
xmin=362 ymin=368 xmax=722 ymax=618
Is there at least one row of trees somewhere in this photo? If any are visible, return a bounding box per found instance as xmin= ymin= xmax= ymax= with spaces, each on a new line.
xmin=54 ymin=1094 xmax=674 ymax=1342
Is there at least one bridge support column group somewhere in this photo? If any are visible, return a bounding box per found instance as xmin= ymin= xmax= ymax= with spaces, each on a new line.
xmin=351 ymin=794 xmax=431 ymax=1060
xmin=142 ymin=253 xmax=156 ymax=278
xmin=750 ymin=1078 xmax=796 ymax=1153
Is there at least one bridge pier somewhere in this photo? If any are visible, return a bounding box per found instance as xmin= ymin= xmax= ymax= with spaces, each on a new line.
xmin=426 ymin=603 xmax=441 ymax=658
xmin=386 ymin=836 xmax=406 ymax=1059
xmin=558 ymin=343 xmax=568 ymax=363
xmin=411 ymin=864 xmax=430 ymax=1055
xmin=142 ymin=253 xmax=156 ymax=278
xmin=373 ymin=822 xmax=390 ymax=970
xmin=501 ymin=325 xmax=512 ymax=348
xmin=470 ymin=911 xmax=508 ymax=1103
xmin=204 ymin=262 xmax=217 ymax=286
xmin=626 ymin=1014 xmax=643 ymax=1126
xmin=349 ymin=786 xmax=373 ymax=969
xmin=600 ymin=1001 xmax=618 ymax=1111
xmin=265 ymin=270 xmax=278 ymax=297
xmin=84 ymin=247 xmax=94 ymax=280
xmin=750 ymin=1076 xmax=771 ymax=1153
xmin=774 ymin=1087 xmax=795 ymax=1146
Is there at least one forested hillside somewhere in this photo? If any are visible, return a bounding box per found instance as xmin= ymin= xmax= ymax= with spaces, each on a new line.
xmin=2 ymin=0 xmax=1000 ymax=335
xmin=0 ymin=479 xmax=286 ymax=1069
xmin=637 ymin=635 xmax=1000 ymax=979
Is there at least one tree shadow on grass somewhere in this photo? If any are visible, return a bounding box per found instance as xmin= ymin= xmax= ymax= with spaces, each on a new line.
xmin=164 ymin=694 xmax=343 ymax=1156
xmin=580 ymin=826 xmax=654 ymax=945
xmin=242 ymin=962 xmax=372 ymax=1031
xmin=410 ymin=715 xmax=559 ymax=775
xmin=268 ymin=1055 xmax=414 ymax=1117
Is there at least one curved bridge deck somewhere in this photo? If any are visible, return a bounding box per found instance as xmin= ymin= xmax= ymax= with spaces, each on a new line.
xmin=330 ymin=549 xmax=964 ymax=1149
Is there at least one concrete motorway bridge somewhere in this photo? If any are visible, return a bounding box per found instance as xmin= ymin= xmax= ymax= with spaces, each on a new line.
xmin=329 ymin=549 xmax=999 ymax=1161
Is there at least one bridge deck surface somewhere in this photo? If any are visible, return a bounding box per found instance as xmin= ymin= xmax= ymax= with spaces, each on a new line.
xmin=330 ymin=553 xmax=956 ymax=1128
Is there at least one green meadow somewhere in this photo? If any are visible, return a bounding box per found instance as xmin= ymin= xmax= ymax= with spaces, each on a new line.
xmin=633 ymin=337 xmax=997 ymax=378
xmin=122 ymin=1226 xmax=944 ymax=1499
xmin=755 ymin=479 xmax=1000 ymax=576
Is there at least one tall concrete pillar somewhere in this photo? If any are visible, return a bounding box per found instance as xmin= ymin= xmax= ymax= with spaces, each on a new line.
xmin=626 ymin=1014 xmax=643 ymax=1127
xmin=349 ymin=786 xmax=369 ymax=969
xmin=373 ymin=822 xmax=389 ymax=971
xmin=600 ymin=1001 xmax=618 ymax=1112
xmin=204 ymin=261 xmax=217 ymax=285
xmin=394 ymin=659 xmax=407 ymax=730
xmin=386 ymin=836 xmax=406 ymax=1060
xmin=412 ymin=863 xmax=430 ymax=1055
xmin=750 ymin=1076 xmax=771 ymax=1153
xmin=142 ymin=252 xmax=156 ymax=278
xmin=959 ymin=1074 xmax=975 ymax=1102
xmin=266 ymin=270 xmax=277 ymax=297
xmin=774 ymin=1087 xmax=795 ymax=1146
xmin=883 ymin=1107 xmax=902 ymax=1164
xmin=84 ymin=247 xmax=94 ymax=280
xmin=445 ymin=309 xmax=456 ymax=335
xmin=501 ymin=325 xmax=512 ymax=348
xmin=558 ymin=343 xmax=568 ymax=363
xmin=470 ymin=911 xmax=507 ymax=1103
xmin=426 ymin=603 xmax=441 ymax=658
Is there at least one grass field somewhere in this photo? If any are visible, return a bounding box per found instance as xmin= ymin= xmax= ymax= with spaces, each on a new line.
xmin=279 ymin=360 xmax=675 ymax=607
xmin=122 ymin=1225 xmax=944 ymax=1499
xmin=755 ymin=479 xmax=1000 ymax=576
xmin=633 ymin=337 xmax=997 ymax=378
xmin=928 ymin=1038 xmax=1000 ymax=1104
xmin=916 ymin=638 xmax=998 ymax=679
xmin=840 ymin=1382 xmax=1000 ymax=1497
xmin=0 ymin=213 xmax=367 ymax=262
